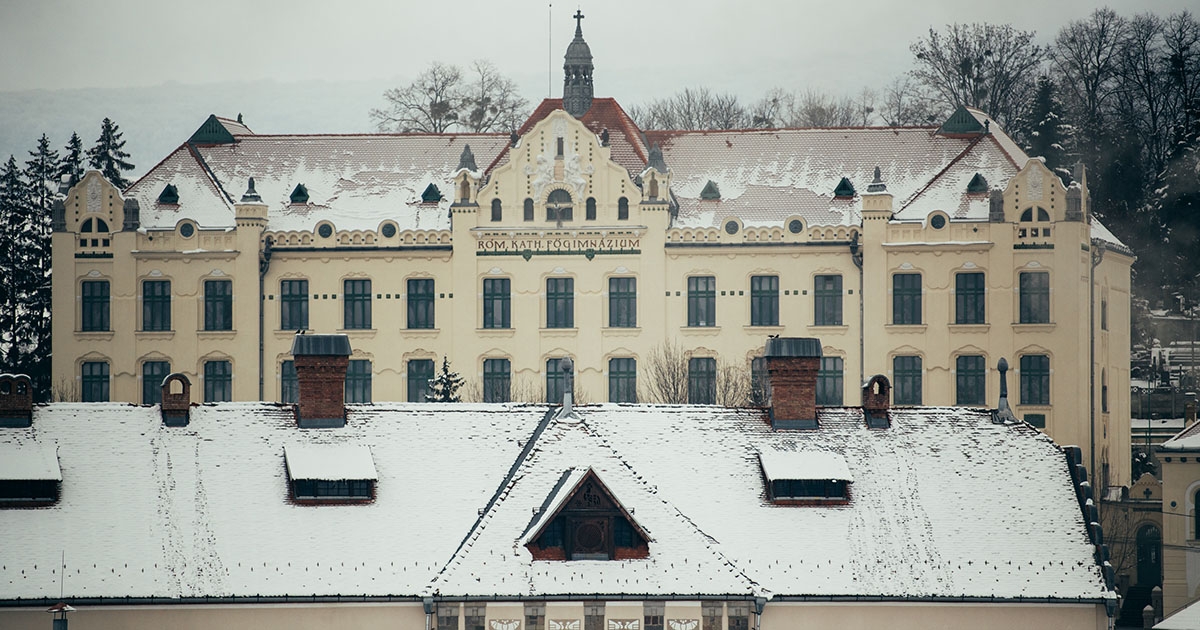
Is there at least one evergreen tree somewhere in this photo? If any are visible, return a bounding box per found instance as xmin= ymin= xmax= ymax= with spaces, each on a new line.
xmin=0 ymin=156 xmax=29 ymax=371
xmin=426 ymin=356 xmax=464 ymax=403
xmin=20 ymin=136 xmax=57 ymax=399
xmin=58 ymin=132 xmax=84 ymax=189
xmin=1023 ymin=76 xmax=1074 ymax=184
xmin=86 ymin=118 xmax=134 ymax=189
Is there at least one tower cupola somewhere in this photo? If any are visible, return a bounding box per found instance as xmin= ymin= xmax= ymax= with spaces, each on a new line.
xmin=563 ymin=10 xmax=594 ymax=118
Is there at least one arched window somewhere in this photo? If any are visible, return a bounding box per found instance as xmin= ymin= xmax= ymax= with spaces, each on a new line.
xmin=618 ymin=197 xmax=629 ymax=220
xmin=95 ymin=218 xmax=109 ymax=232
xmin=586 ymin=197 xmax=596 ymax=221
xmin=491 ymin=199 xmax=502 ymax=222
xmin=1101 ymin=369 xmax=1109 ymax=413
xmin=648 ymin=176 xmax=659 ymax=200
xmin=547 ymin=189 xmax=573 ymax=222
xmin=459 ymin=179 xmax=470 ymax=203
xmin=523 ymin=198 xmax=534 ymax=221
xmin=1020 ymin=207 xmax=1050 ymax=222
xmin=81 ymin=218 xmax=93 ymax=233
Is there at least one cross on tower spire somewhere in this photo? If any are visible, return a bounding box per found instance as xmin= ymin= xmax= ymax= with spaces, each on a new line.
xmin=573 ymin=10 xmax=584 ymax=36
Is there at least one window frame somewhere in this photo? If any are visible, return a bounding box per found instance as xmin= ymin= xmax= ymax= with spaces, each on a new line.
xmin=343 ymin=279 xmax=372 ymax=330
xmin=750 ymin=275 xmax=780 ymax=327
xmin=546 ymin=358 xmax=568 ymax=404
xmin=608 ymin=277 xmax=637 ymax=328
xmin=204 ymin=279 xmax=233 ymax=331
xmin=281 ymin=360 xmax=297 ymax=404
xmin=1019 ymin=271 xmax=1050 ymax=324
xmin=1020 ymin=354 xmax=1050 ymax=405
xmin=407 ymin=278 xmax=435 ymax=330
xmin=81 ymin=280 xmax=110 ymax=332
xmin=608 ymin=357 xmax=637 ymax=403
xmin=893 ymin=355 xmax=922 ymax=405
xmin=546 ymin=277 xmax=574 ymax=329
xmin=407 ymin=359 xmax=435 ymax=403
xmin=955 ymin=272 xmax=986 ymax=325
xmin=142 ymin=279 xmax=172 ymax=332
xmin=687 ymin=276 xmax=716 ymax=327
xmin=955 ymin=354 xmax=987 ymax=406
xmin=280 ymin=279 xmax=309 ymax=331
xmin=81 ymin=361 xmax=110 ymax=402
xmin=483 ymin=358 xmax=511 ymax=403
xmin=345 ymin=359 xmax=372 ymax=404
xmin=203 ymin=360 xmax=232 ymax=402
xmin=142 ymin=360 xmax=170 ymax=405
xmin=814 ymin=274 xmax=843 ymax=326
xmin=483 ymin=278 xmax=511 ymax=329
xmin=688 ymin=357 xmax=717 ymax=405
xmin=892 ymin=273 xmax=922 ymax=325
xmin=816 ymin=356 xmax=844 ymax=406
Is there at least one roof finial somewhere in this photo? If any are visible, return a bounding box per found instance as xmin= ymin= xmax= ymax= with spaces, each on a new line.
xmin=994 ymin=358 xmax=1017 ymax=424
xmin=573 ymin=9 xmax=585 ymax=37
xmin=867 ymin=166 xmax=887 ymax=193
xmin=457 ymin=144 xmax=478 ymax=172
xmin=241 ymin=177 xmax=261 ymax=203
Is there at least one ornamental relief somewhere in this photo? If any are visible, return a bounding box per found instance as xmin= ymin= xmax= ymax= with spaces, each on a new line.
xmin=607 ymin=620 xmax=639 ymax=630
xmin=490 ymin=620 xmax=521 ymax=630
xmin=549 ymin=621 xmax=581 ymax=630
xmin=668 ymin=620 xmax=699 ymax=630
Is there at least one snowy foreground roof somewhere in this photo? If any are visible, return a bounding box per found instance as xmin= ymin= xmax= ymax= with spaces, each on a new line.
xmin=0 ymin=402 xmax=1109 ymax=603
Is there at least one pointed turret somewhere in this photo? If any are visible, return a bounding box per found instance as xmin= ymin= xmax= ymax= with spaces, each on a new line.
xmin=563 ymin=10 xmax=594 ymax=118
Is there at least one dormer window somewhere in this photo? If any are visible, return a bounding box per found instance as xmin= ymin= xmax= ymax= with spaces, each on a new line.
xmin=284 ymin=444 xmax=377 ymax=503
xmin=1018 ymin=206 xmax=1052 ymax=239
xmin=758 ymin=450 xmax=852 ymax=504
xmin=0 ymin=444 xmax=61 ymax=507
xmin=523 ymin=468 xmax=650 ymax=560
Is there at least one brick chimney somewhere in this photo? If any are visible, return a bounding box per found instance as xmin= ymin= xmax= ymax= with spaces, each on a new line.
xmin=291 ymin=334 xmax=352 ymax=428
xmin=764 ymin=337 xmax=822 ymax=429
xmin=0 ymin=374 xmax=33 ymax=428
xmin=862 ymin=374 xmax=891 ymax=428
xmin=160 ymin=373 xmax=191 ymax=427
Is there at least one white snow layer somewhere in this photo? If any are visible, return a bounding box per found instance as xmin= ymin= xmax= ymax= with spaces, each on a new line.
xmin=0 ymin=402 xmax=1108 ymax=603
xmin=758 ymin=449 xmax=853 ymax=482
xmin=0 ymin=443 xmax=61 ymax=480
xmin=284 ymin=444 xmax=378 ymax=481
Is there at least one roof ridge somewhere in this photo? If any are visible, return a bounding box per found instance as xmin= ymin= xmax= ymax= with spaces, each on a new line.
xmin=186 ymin=143 xmax=236 ymax=206
xmin=125 ymin=143 xmax=193 ymax=194
xmin=899 ymin=133 xmax=989 ymax=212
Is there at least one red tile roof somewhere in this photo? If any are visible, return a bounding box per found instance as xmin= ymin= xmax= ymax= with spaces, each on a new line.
xmin=486 ymin=98 xmax=648 ymax=176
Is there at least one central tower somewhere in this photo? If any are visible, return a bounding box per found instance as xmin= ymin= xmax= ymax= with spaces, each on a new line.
xmin=563 ymin=10 xmax=594 ymax=118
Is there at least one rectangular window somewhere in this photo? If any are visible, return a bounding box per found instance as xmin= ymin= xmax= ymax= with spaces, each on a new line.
xmin=955 ymin=355 xmax=986 ymax=405
xmin=407 ymin=278 xmax=435 ymax=329
xmin=281 ymin=360 xmax=297 ymax=404
xmin=436 ymin=604 xmax=459 ymax=630
xmin=750 ymin=357 xmax=768 ymax=406
xmin=142 ymin=360 xmax=170 ymax=405
xmin=687 ymin=276 xmax=716 ymax=327
xmin=1024 ymin=413 xmax=1046 ymax=429
xmin=1019 ymin=271 xmax=1050 ymax=324
xmin=584 ymin=603 xmax=605 ymax=630
xmin=142 ymin=280 xmax=171 ymax=331
xmin=346 ymin=359 xmax=372 ymax=404
xmin=608 ymin=277 xmax=637 ymax=328
xmin=727 ymin=603 xmax=750 ymax=630
xmin=280 ymin=280 xmax=308 ymax=330
xmin=814 ymin=274 xmax=843 ymax=326
xmin=893 ymin=355 xmax=922 ymax=405
xmin=81 ymin=361 xmax=109 ymax=402
xmin=816 ymin=357 xmax=844 ymax=406
xmin=609 ymin=357 xmax=637 ymax=403
xmin=407 ymin=359 xmax=435 ymax=403
xmin=483 ymin=358 xmax=511 ymax=403
xmin=750 ymin=275 xmax=779 ymax=326
xmin=344 ymin=279 xmax=372 ymax=330
xmin=892 ymin=273 xmax=922 ymax=325
xmin=702 ymin=603 xmax=723 ymax=630
xmin=465 ymin=605 xmax=485 ymax=630
xmin=204 ymin=360 xmax=232 ymax=402
xmin=525 ymin=603 xmax=545 ymax=630
xmin=292 ymin=479 xmax=373 ymax=499
xmin=955 ymin=272 xmax=985 ymax=325
xmin=483 ymin=278 xmax=511 ymax=329
xmin=546 ymin=358 xmax=568 ymax=403
xmin=81 ymin=280 xmax=110 ymax=331
xmin=1101 ymin=298 xmax=1108 ymax=330
xmin=1020 ymin=354 xmax=1050 ymax=405
xmin=204 ymin=279 xmax=233 ymax=331
xmin=546 ymin=277 xmax=574 ymax=328
xmin=644 ymin=602 xmax=665 ymax=630
xmin=688 ymin=357 xmax=716 ymax=405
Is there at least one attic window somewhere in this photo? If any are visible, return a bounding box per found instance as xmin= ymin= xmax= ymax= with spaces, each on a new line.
xmin=700 ymin=181 xmax=721 ymax=200
xmin=158 ymin=184 xmax=179 ymax=204
xmin=421 ymin=184 xmax=443 ymax=203
xmin=284 ymin=444 xmax=378 ymax=503
xmin=1020 ymin=207 xmax=1050 ymax=222
xmin=0 ymin=444 xmax=62 ymax=507
xmin=524 ymin=468 xmax=650 ymax=561
xmin=290 ymin=184 xmax=309 ymax=204
xmin=967 ymin=173 xmax=989 ymax=194
xmin=758 ymin=450 xmax=852 ymax=504
xmin=833 ymin=177 xmax=856 ymax=198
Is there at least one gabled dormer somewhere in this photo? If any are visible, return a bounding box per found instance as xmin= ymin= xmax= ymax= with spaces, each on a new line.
xmin=451 ymin=144 xmax=481 ymax=209
xmin=522 ymin=467 xmax=650 ymax=560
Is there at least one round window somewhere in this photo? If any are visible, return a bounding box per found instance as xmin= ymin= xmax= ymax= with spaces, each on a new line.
xmin=318 ymin=224 xmax=333 ymax=238
xmin=725 ymin=220 xmax=739 ymax=235
xmin=381 ymin=223 xmax=397 ymax=238
xmin=788 ymin=219 xmax=803 ymax=234
xmin=180 ymin=223 xmax=194 ymax=238
xmin=930 ymin=215 xmax=946 ymax=229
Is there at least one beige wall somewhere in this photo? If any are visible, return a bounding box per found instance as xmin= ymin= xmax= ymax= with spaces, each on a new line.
xmin=1160 ymin=453 xmax=1200 ymax=613
xmin=0 ymin=600 xmax=1108 ymax=630
xmin=52 ymin=114 xmax=1133 ymax=487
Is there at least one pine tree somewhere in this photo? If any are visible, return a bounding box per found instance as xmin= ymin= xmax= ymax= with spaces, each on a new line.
xmin=1023 ymin=76 xmax=1073 ymax=184
xmin=0 ymin=156 xmax=29 ymax=371
xmin=20 ymin=136 xmax=57 ymax=400
xmin=426 ymin=356 xmax=464 ymax=402
xmin=58 ymin=132 xmax=84 ymax=189
xmin=86 ymin=118 xmax=135 ymax=189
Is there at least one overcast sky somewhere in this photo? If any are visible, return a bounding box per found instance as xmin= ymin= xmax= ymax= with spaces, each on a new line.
xmin=2 ymin=0 xmax=1197 ymax=100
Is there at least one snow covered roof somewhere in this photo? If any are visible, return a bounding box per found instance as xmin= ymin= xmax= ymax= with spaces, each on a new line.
xmin=0 ymin=443 xmax=60 ymax=481
xmin=284 ymin=444 xmax=377 ymax=481
xmin=758 ymin=450 xmax=852 ymax=482
xmin=1156 ymin=597 xmax=1200 ymax=629
xmin=0 ymin=401 xmax=1107 ymax=603
xmin=1159 ymin=419 xmax=1200 ymax=451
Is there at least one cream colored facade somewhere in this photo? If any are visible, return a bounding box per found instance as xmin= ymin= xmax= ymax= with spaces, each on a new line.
xmin=1159 ymin=441 xmax=1200 ymax=613
xmin=51 ymin=113 xmax=1132 ymax=488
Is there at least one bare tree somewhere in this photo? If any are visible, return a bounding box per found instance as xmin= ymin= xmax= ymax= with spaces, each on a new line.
xmin=715 ymin=361 xmax=753 ymax=407
xmin=460 ymin=60 xmax=529 ymax=133
xmin=370 ymin=61 xmax=530 ymax=133
xmin=642 ymin=340 xmax=690 ymax=404
xmin=631 ymin=87 xmax=750 ymax=130
xmin=1053 ymin=8 xmax=1127 ymax=142
xmin=879 ymin=76 xmax=942 ymax=126
xmin=909 ymin=23 xmax=1046 ymax=128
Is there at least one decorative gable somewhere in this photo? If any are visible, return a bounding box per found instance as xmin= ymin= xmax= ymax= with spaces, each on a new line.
xmin=189 ymin=114 xmax=237 ymax=145
xmin=524 ymin=468 xmax=650 ymax=561
xmin=937 ymin=105 xmax=986 ymax=135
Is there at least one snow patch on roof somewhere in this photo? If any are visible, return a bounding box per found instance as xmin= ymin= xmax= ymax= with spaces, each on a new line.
xmin=0 ymin=443 xmax=60 ymax=481
xmin=758 ymin=450 xmax=852 ymax=482
xmin=284 ymin=444 xmax=377 ymax=481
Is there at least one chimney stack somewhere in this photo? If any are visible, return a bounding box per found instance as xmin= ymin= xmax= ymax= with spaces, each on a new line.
xmin=160 ymin=373 xmax=191 ymax=426
xmin=0 ymin=374 xmax=33 ymax=428
xmin=291 ymin=334 xmax=352 ymax=428
xmin=862 ymin=375 xmax=891 ymax=428
xmin=764 ymin=337 xmax=822 ymax=429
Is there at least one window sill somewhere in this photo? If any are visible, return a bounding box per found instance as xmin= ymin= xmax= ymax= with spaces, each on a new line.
xmin=1012 ymin=323 xmax=1055 ymax=332
xmin=198 ymin=329 xmax=237 ymax=340
xmin=680 ymin=325 xmax=721 ymax=335
xmin=948 ymin=324 xmax=990 ymax=333
xmin=541 ymin=327 xmax=578 ymax=337
xmin=478 ymin=327 xmax=516 ymax=337
xmin=137 ymin=330 xmax=176 ymax=340
xmin=603 ymin=326 xmax=641 ymax=335
xmin=745 ymin=325 xmax=784 ymax=333
xmin=76 ymin=330 xmax=114 ymax=340
xmin=807 ymin=324 xmax=849 ymax=334
xmin=401 ymin=328 xmax=440 ymax=338
xmin=884 ymin=324 xmax=927 ymax=333
xmin=337 ymin=329 xmax=378 ymax=339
